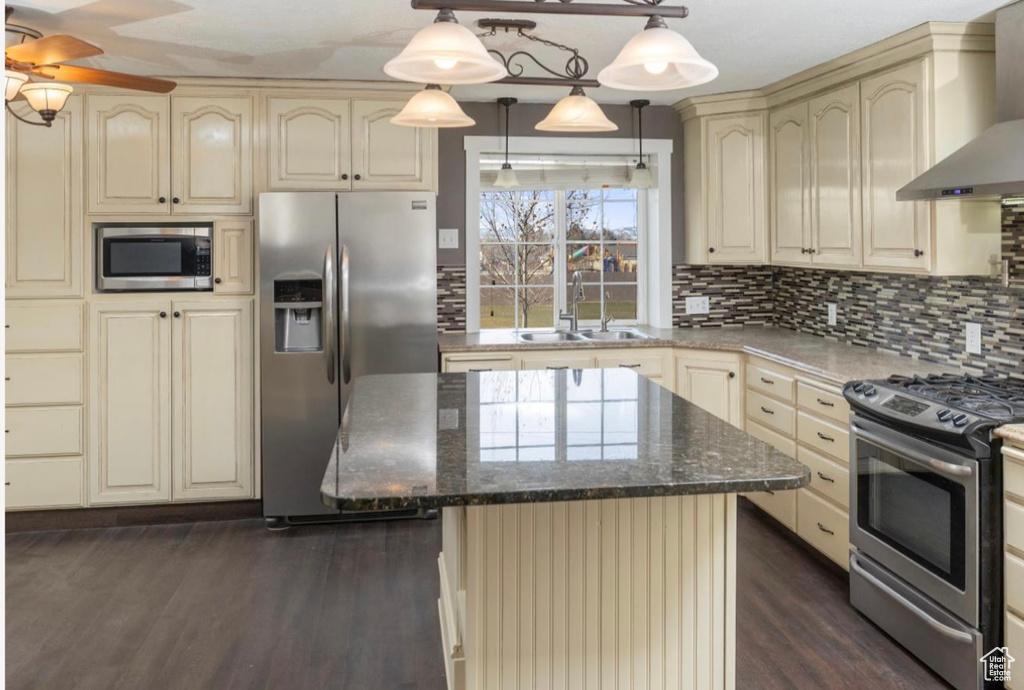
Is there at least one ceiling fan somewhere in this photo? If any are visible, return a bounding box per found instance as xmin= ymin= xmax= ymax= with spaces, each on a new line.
xmin=5 ymin=6 xmax=175 ymax=127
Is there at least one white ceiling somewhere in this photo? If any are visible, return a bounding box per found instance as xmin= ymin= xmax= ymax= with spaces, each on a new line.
xmin=5 ymin=0 xmax=1009 ymax=105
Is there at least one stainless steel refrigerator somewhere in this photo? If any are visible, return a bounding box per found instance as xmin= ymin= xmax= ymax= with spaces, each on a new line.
xmin=259 ymin=192 xmax=438 ymax=526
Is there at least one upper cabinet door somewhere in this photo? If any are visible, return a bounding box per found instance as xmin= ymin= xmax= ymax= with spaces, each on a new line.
xmin=6 ymin=95 xmax=83 ymax=298
xmin=769 ymin=101 xmax=811 ymax=265
xmin=351 ymin=99 xmax=435 ymax=191
xmin=87 ymin=94 xmax=170 ymax=215
xmin=705 ymin=113 xmax=767 ymax=264
xmin=268 ymin=97 xmax=352 ymax=190
xmin=861 ymin=59 xmax=931 ymax=271
xmin=171 ymin=96 xmax=253 ymax=215
xmin=809 ymin=83 xmax=862 ymax=267
xmin=213 ymin=219 xmax=254 ymax=295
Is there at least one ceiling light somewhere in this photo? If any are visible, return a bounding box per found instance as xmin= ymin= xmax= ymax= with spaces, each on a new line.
xmin=384 ymin=9 xmax=508 ymax=85
xmin=535 ymin=87 xmax=617 ymax=133
xmin=16 ymin=82 xmax=73 ymax=126
xmin=5 ymin=70 xmax=28 ymax=102
xmin=598 ymin=15 xmax=718 ymax=91
xmin=391 ymin=85 xmax=476 ymax=128
xmin=628 ymin=99 xmax=653 ymax=188
xmin=494 ymin=97 xmax=519 ymax=187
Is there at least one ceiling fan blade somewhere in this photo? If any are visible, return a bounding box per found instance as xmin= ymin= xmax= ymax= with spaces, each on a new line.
xmin=5 ymin=34 xmax=103 ymax=66
xmin=32 ymin=65 xmax=176 ymax=93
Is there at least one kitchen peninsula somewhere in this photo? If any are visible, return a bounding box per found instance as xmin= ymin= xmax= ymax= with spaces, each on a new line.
xmin=321 ymin=369 xmax=809 ymax=690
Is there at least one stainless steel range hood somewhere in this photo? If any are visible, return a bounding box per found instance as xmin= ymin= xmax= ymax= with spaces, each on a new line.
xmin=898 ymin=1 xmax=1024 ymax=201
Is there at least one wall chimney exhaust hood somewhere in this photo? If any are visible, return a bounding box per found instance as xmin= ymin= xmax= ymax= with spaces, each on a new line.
xmin=898 ymin=1 xmax=1024 ymax=201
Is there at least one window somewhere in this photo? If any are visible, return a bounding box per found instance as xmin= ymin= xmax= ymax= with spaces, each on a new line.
xmin=479 ymin=187 xmax=643 ymax=329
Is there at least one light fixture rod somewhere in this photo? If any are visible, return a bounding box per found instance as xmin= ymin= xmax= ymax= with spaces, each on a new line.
xmin=4 ymin=101 xmax=51 ymax=127
xmin=411 ymin=0 xmax=688 ymax=19
xmin=496 ymin=76 xmax=600 ymax=88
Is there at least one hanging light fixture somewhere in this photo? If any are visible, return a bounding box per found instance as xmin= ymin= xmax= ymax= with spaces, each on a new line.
xmin=494 ymin=97 xmax=519 ymax=188
xmin=5 ymin=80 xmax=74 ymax=127
xmin=598 ymin=15 xmax=718 ymax=91
xmin=384 ymin=9 xmax=508 ymax=85
xmin=391 ymin=84 xmax=476 ymax=128
xmin=629 ymin=99 xmax=653 ymax=188
xmin=5 ymin=70 xmax=28 ymax=102
xmin=535 ymin=86 xmax=617 ymax=133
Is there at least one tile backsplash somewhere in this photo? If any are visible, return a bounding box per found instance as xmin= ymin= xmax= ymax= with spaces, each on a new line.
xmin=672 ymin=264 xmax=773 ymax=328
xmin=437 ymin=265 xmax=467 ymax=333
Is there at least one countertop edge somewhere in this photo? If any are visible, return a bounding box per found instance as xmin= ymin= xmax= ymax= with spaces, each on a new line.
xmin=996 ymin=424 xmax=1024 ymax=448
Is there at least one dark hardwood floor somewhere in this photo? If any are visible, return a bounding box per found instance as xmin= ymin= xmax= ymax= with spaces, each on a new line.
xmin=6 ymin=500 xmax=949 ymax=689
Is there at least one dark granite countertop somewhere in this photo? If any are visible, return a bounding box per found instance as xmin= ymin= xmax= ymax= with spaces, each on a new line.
xmin=438 ymin=326 xmax=963 ymax=386
xmin=321 ymin=369 xmax=810 ymax=511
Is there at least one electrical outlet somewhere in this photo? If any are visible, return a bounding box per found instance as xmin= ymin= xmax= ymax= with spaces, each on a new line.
xmin=685 ymin=296 xmax=710 ymax=315
xmin=827 ymin=303 xmax=838 ymax=326
xmin=965 ymin=322 xmax=982 ymax=355
xmin=438 ymin=228 xmax=459 ymax=250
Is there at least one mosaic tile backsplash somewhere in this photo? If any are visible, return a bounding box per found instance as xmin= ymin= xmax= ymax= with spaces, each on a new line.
xmin=437 ymin=265 xmax=467 ymax=333
xmin=672 ymin=264 xmax=773 ymax=328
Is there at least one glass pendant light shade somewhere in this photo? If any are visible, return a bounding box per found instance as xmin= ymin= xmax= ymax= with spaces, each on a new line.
xmin=598 ymin=17 xmax=718 ymax=91
xmin=384 ymin=9 xmax=508 ymax=85
xmin=494 ymin=164 xmax=519 ymax=188
xmin=5 ymin=70 xmax=28 ymax=102
xmin=391 ymin=85 xmax=475 ymax=128
xmin=630 ymin=163 xmax=654 ymax=188
xmin=535 ymin=87 xmax=617 ymax=133
xmin=19 ymin=82 xmax=73 ymax=115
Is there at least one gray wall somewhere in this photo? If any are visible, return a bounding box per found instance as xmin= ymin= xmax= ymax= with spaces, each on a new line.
xmin=435 ymin=101 xmax=685 ymax=265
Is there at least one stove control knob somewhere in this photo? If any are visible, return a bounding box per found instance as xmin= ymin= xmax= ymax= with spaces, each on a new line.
xmin=863 ymin=385 xmax=877 ymax=396
xmin=937 ymin=409 xmax=953 ymax=422
xmin=853 ymin=382 xmax=865 ymax=393
xmin=952 ymin=413 xmax=969 ymax=427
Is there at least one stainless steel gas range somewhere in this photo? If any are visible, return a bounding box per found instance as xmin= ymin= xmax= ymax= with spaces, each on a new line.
xmin=844 ymin=374 xmax=1024 ymax=690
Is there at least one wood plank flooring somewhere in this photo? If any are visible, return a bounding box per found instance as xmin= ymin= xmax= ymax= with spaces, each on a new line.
xmin=6 ymin=499 xmax=949 ymax=689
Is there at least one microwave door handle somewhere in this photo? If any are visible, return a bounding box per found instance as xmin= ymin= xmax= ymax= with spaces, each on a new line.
xmin=323 ymin=245 xmax=336 ymax=385
xmin=340 ymin=244 xmax=351 ymax=385
xmin=849 ymin=553 xmax=975 ymax=644
xmin=851 ymin=423 xmax=973 ymax=480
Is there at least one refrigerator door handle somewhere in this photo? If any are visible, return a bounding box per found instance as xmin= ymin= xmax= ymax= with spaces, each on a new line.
xmin=323 ymin=244 xmax=336 ymax=385
xmin=340 ymin=244 xmax=352 ymax=384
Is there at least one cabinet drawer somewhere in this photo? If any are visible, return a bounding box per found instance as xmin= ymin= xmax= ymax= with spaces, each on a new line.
xmin=6 ymin=407 xmax=83 ymax=457
xmin=798 ymin=411 xmax=850 ymax=464
xmin=1008 ymin=552 xmax=1024 ymax=616
xmin=746 ymin=419 xmax=797 ymax=458
xmin=797 ymin=382 xmax=849 ymax=424
xmin=1008 ymin=500 xmax=1024 ymax=555
xmin=443 ymin=355 xmax=515 ymax=373
xmin=1007 ymin=450 xmax=1024 ymax=500
xmin=5 ymin=457 xmax=83 ymax=509
xmin=519 ymin=355 xmax=595 ymax=371
xmin=595 ymin=353 xmax=665 ymax=379
xmin=6 ymin=354 xmax=84 ymax=406
xmin=5 ymin=302 xmax=84 ymax=352
xmin=797 ymin=488 xmax=850 ymax=569
xmin=745 ymin=489 xmax=797 ymax=531
xmin=799 ymin=445 xmax=849 ymax=510
xmin=746 ymin=390 xmax=795 ymax=436
xmin=746 ymin=363 xmax=795 ymax=403
xmin=1009 ymin=612 xmax=1024 ymax=690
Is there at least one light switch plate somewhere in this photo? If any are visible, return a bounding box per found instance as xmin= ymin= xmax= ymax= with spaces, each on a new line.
xmin=685 ymin=296 xmax=710 ymax=315
xmin=827 ymin=303 xmax=838 ymax=326
xmin=965 ymin=322 xmax=982 ymax=355
xmin=439 ymin=228 xmax=459 ymax=250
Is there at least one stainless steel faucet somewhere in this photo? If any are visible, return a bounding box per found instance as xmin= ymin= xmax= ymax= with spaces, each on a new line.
xmin=559 ymin=270 xmax=586 ymax=331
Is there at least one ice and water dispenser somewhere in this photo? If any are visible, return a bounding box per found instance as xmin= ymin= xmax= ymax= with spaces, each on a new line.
xmin=274 ymin=279 xmax=323 ymax=353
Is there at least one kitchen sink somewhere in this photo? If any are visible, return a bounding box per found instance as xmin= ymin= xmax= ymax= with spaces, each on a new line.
xmin=579 ymin=329 xmax=653 ymax=341
xmin=517 ymin=331 xmax=586 ymax=343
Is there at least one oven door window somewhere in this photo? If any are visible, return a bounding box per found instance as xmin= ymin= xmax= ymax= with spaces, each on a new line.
xmin=103 ymin=238 xmax=194 ymax=277
xmin=856 ymin=440 xmax=966 ymax=590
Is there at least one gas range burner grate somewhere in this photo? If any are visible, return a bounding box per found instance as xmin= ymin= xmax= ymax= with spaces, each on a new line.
xmin=885 ymin=374 xmax=1024 ymax=420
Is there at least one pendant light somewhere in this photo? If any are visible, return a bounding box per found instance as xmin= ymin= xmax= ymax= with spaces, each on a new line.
xmin=13 ymin=82 xmax=74 ymax=126
xmin=494 ymin=97 xmax=519 ymax=188
xmin=5 ymin=70 xmax=28 ymax=102
xmin=384 ymin=9 xmax=508 ymax=85
xmin=629 ymin=99 xmax=653 ymax=188
xmin=391 ymin=85 xmax=475 ymax=128
xmin=535 ymin=86 xmax=617 ymax=133
xmin=598 ymin=15 xmax=718 ymax=91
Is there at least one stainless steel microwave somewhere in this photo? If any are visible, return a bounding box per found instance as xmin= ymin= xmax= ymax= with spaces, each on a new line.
xmin=95 ymin=225 xmax=213 ymax=292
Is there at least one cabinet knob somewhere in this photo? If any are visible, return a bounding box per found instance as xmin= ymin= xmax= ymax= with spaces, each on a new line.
xmin=341 ymin=174 xmax=349 ymax=181
xmin=158 ymin=196 xmax=167 ymax=204
xmin=172 ymin=197 xmax=180 ymax=204
xmin=914 ymin=249 xmax=924 ymax=257
xmin=708 ymin=247 xmax=715 ymax=253
xmin=729 ymin=371 xmax=736 ymax=379
xmin=214 ymin=277 xmax=222 ymax=284
xmin=173 ymin=311 xmax=181 ymax=318
xmin=354 ymin=174 xmax=362 ymax=181
xmin=159 ymin=311 xmax=168 ymax=318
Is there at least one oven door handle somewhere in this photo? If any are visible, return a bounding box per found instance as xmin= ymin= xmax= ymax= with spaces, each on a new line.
xmin=851 ymin=423 xmax=973 ymax=480
xmin=850 ymin=553 xmax=974 ymax=644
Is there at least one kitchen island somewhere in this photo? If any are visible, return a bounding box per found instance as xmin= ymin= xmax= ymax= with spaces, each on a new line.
xmin=321 ymin=369 xmax=809 ymax=690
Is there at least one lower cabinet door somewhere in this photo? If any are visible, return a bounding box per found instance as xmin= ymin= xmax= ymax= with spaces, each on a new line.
xmin=172 ymin=300 xmax=253 ymax=500
xmin=745 ymin=489 xmax=797 ymax=531
xmin=674 ymin=351 xmax=743 ymax=427
xmin=89 ymin=302 xmax=172 ymax=504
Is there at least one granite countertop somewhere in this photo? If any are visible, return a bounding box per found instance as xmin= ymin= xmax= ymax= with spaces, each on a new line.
xmin=321 ymin=369 xmax=809 ymax=511
xmin=997 ymin=425 xmax=1024 ymax=448
xmin=438 ymin=326 xmax=963 ymax=386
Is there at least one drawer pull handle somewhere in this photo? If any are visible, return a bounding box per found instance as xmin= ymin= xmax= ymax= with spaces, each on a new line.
xmin=764 ymin=489 xmax=775 ymax=496
xmin=816 ymin=471 xmax=834 ymax=483
xmin=817 ymin=398 xmax=835 ymax=408
xmin=816 ymin=431 xmax=835 ymax=442
xmin=760 ymin=377 xmax=774 ymax=385
xmin=817 ymin=522 xmax=834 ymax=536
xmin=618 ymin=364 xmax=641 ymax=369
xmin=4 ymin=482 xmax=9 ymax=486
xmin=4 ymin=377 xmax=9 ymax=382
xmin=547 ymin=366 xmax=569 ymax=370
xmin=468 ymin=368 xmax=491 ymax=373
xmin=760 ymin=406 xmax=775 ymax=415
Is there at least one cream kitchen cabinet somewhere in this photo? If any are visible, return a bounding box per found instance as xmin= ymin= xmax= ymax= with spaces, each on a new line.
xmin=518 ymin=352 xmax=596 ymax=371
xmin=87 ymin=94 xmax=252 ymax=215
xmin=6 ymin=95 xmax=83 ymax=298
xmin=213 ymin=219 xmax=254 ymax=294
xmin=441 ymin=353 xmax=516 ymax=373
xmin=267 ymin=97 xmax=352 ymax=190
xmin=673 ymin=350 xmax=744 ymax=427
xmin=684 ymin=112 xmax=767 ymax=264
xmin=89 ymin=299 xmax=254 ymax=505
xmin=769 ymin=101 xmax=811 ymax=265
xmin=351 ymin=100 xmax=435 ymax=191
